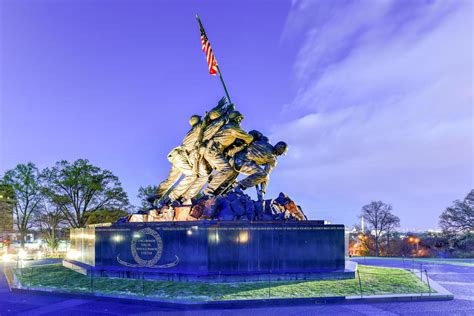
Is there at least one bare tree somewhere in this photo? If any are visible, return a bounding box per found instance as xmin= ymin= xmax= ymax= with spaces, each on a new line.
xmin=384 ymin=213 xmax=400 ymax=256
xmin=37 ymin=200 xmax=65 ymax=255
xmin=1 ymin=163 xmax=43 ymax=248
xmin=439 ymin=190 xmax=474 ymax=235
xmin=360 ymin=201 xmax=400 ymax=257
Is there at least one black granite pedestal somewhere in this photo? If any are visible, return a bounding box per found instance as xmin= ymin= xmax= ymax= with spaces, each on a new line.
xmin=64 ymin=221 xmax=354 ymax=281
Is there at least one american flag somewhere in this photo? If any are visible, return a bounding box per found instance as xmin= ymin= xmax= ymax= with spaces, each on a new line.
xmin=200 ymin=31 xmax=218 ymax=75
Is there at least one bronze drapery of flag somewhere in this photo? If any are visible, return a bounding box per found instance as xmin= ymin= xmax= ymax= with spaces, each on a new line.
xmin=196 ymin=15 xmax=232 ymax=103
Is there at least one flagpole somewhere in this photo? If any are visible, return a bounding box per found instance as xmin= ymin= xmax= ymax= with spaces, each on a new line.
xmin=196 ymin=15 xmax=232 ymax=104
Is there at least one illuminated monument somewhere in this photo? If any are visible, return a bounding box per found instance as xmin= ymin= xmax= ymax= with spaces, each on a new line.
xmin=65 ymin=97 xmax=354 ymax=281
xmin=65 ymin=16 xmax=353 ymax=281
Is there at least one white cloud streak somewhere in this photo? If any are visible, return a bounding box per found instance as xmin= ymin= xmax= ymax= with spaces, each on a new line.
xmin=271 ymin=0 xmax=473 ymax=229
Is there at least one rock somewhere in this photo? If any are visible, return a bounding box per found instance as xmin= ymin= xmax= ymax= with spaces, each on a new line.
xmin=148 ymin=209 xmax=160 ymax=221
xmin=274 ymin=192 xmax=292 ymax=206
xmin=274 ymin=192 xmax=307 ymax=221
xmin=129 ymin=214 xmax=147 ymax=222
xmin=189 ymin=204 xmax=204 ymax=219
xmin=284 ymin=201 xmax=306 ymax=221
xmin=216 ymin=198 xmax=234 ymax=220
xmin=116 ymin=216 xmax=129 ymax=223
xmin=274 ymin=211 xmax=285 ymax=221
xmin=148 ymin=207 xmax=174 ymax=222
xmin=230 ymin=198 xmax=246 ymax=216
xmin=226 ymin=191 xmax=239 ymax=201
xmin=120 ymin=191 xmax=308 ymax=223
xmin=174 ymin=206 xmax=194 ymax=221
xmin=264 ymin=200 xmax=274 ymax=215
xmin=161 ymin=207 xmax=175 ymax=221
xmin=201 ymin=196 xmax=218 ymax=219
xmin=245 ymin=199 xmax=255 ymax=220
xmin=270 ymin=201 xmax=284 ymax=216
xmin=254 ymin=201 xmax=264 ymax=219
xmin=260 ymin=213 xmax=274 ymax=221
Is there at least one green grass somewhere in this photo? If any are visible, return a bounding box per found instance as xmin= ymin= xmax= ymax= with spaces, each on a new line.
xmin=14 ymin=264 xmax=433 ymax=302
xmin=357 ymin=257 xmax=474 ymax=267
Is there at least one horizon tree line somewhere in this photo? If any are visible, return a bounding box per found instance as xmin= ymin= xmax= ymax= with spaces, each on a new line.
xmin=1 ymin=160 xmax=472 ymax=256
xmin=0 ymin=160 xmax=130 ymax=250
xmin=354 ymin=190 xmax=473 ymax=257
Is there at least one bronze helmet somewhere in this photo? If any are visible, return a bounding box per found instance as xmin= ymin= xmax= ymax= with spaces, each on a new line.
xmin=248 ymin=130 xmax=263 ymax=140
xmin=274 ymin=141 xmax=288 ymax=156
xmin=249 ymin=130 xmax=269 ymax=142
xmin=208 ymin=110 xmax=222 ymax=120
xmin=189 ymin=115 xmax=201 ymax=126
xmin=228 ymin=111 xmax=244 ymax=123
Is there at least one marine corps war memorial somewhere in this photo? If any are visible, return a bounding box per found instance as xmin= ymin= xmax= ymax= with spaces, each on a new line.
xmin=63 ymin=15 xmax=353 ymax=284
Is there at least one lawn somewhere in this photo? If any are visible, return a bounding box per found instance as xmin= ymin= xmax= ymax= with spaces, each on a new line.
xmin=13 ymin=264 xmax=433 ymax=302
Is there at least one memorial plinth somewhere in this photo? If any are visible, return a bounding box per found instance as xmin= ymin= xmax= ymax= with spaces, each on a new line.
xmin=65 ymin=221 xmax=354 ymax=281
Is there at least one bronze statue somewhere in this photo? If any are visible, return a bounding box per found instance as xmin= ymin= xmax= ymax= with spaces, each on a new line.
xmin=213 ymin=130 xmax=267 ymax=196
xmin=175 ymin=98 xmax=234 ymax=201
xmin=155 ymin=114 xmax=204 ymax=202
xmin=202 ymin=111 xmax=253 ymax=196
xmin=155 ymin=97 xmax=286 ymax=205
xmin=133 ymin=97 xmax=310 ymax=222
xmin=231 ymin=140 xmax=288 ymax=201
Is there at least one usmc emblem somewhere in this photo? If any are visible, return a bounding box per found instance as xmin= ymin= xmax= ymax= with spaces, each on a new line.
xmin=117 ymin=227 xmax=178 ymax=268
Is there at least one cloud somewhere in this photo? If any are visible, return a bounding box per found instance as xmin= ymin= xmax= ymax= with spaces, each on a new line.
xmin=271 ymin=0 xmax=473 ymax=229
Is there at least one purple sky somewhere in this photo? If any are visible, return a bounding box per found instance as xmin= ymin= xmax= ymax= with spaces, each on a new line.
xmin=1 ymin=0 xmax=472 ymax=230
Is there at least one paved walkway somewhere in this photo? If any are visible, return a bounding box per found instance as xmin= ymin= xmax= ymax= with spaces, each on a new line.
xmin=1 ymin=259 xmax=473 ymax=315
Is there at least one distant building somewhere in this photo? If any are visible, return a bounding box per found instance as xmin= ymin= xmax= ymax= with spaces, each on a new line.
xmin=0 ymin=193 xmax=15 ymax=242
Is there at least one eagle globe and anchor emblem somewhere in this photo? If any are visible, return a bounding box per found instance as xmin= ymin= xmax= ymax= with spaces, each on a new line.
xmin=117 ymin=227 xmax=179 ymax=268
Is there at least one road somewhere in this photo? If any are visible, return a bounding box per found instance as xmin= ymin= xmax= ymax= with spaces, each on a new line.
xmin=1 ymin=258 xmax=473 ymax=315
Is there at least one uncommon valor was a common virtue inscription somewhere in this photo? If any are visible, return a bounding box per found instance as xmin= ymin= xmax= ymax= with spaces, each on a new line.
xmin=116 ymin=227 xmax=179 ymax=269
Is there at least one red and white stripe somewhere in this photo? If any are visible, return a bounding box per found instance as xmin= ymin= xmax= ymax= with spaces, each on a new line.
xmin=201 ymin=34 xmax=218 ymax=75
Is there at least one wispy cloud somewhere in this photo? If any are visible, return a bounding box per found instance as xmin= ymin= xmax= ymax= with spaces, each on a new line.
xmin=270 ymin=0 xmax=473 ymax=229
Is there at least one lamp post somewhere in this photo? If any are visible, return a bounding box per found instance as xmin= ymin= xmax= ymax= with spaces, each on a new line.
xmin=408 ymin=236 xmax=421 ymax=256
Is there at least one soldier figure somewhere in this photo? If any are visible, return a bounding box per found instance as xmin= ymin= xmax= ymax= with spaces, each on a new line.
xmin=155 ymin=114 xmax=203 ymax=203
xmin=174 ymin=100 xmax=234 ymax=201
xmin=232 ymin=140 xmax=288 ymax=200
xmin=214 ymin=130 xmax=267 ymax=195
xmin=202 ymin=111 xmax=254 ymax=196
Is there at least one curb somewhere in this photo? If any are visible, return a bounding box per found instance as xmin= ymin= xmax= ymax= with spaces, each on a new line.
xmin=7 ymin=284 xmax=453 ymax=310
xmin=3 ymin=265 xmax=15 ymax=290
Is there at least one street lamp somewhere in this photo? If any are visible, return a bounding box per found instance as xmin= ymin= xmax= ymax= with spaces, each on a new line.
xmin=408 ymin=236 xmax=421 ymax=256
xmin=414 ymin=238 xmax=420 ymax=253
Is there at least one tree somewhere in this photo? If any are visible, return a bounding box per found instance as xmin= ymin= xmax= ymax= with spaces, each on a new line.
xmin=85 ymin=209 xmax=129 ymax=225
xmin=42 ymin=159 xmax=129 ymax=228
xmin=137 ymin=185 xmax=158 ymax=210
xmin=359 ymin=201 xmax=400 ymax=257
xmin=37 ymin=201 xmax=65 ymax=254
xmin=384 ymin=213 xmax=400 ymax=256
xmin=1 ymin=163 xmax=43 ymax=247
xmin=439 ymin=190 xmax=474 ymax=235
